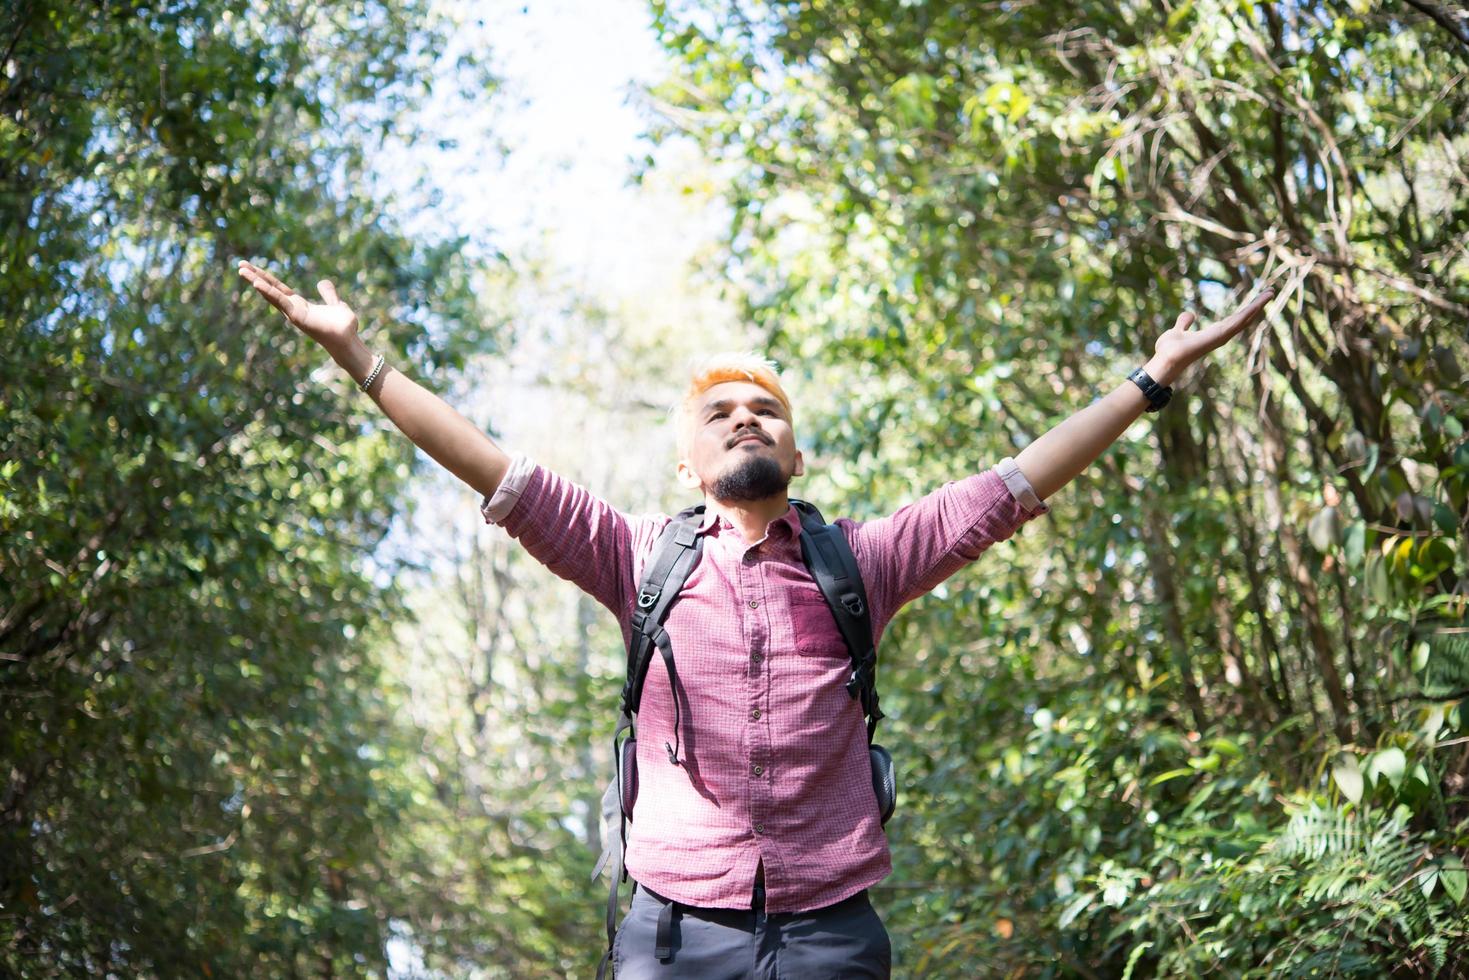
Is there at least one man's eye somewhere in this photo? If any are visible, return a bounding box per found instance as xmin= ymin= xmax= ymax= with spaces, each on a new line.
xmin=708 ymin=412 xmax=726 ymax=422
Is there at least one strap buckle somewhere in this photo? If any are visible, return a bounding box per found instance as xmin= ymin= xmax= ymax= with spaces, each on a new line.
xmin=840 ymin=593 xmax=865 ymax=617
xmin=638 ymin=587 xmax=661 ymax=610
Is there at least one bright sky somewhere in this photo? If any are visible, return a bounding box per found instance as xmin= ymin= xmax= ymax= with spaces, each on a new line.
xmin=366 ymin=0 xmax=744 ymax=574
xmin=378 ymin=0 xmax=714 ymax=297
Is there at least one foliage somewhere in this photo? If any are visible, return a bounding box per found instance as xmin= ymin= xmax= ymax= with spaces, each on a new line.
xmin=7 ymin=0 xmax=1469 ymax=974
xmin=1093 ymin=801 xmax=1469 ymax=976
xmin=645 ymin=0 xmax=1469 ymax=974
xmin=0 ymin=0 xmax=512 ymax=973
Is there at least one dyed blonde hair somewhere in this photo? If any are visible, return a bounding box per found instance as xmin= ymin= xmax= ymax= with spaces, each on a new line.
xmin=673 ymin=351 xmax=794 ymax=460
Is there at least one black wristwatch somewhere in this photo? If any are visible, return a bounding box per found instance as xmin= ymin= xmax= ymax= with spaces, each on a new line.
xmin=1128 ymin=367 xmax=1173 ymax=413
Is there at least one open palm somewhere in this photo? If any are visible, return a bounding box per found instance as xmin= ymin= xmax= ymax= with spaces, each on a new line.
xmin=238 ymin=260 xmax=358 ymax=350
xmin=1154 ymin=289 xmax=1274 ymax=370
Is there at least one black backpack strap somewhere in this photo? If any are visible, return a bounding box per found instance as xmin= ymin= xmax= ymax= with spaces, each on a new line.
xmin=598 ymin=506 xmax=705 ymax=978
xmin=792 ymin=499 xmax=883 ymax=742
xmin=621 ymin=507 xmax=704 ymax=719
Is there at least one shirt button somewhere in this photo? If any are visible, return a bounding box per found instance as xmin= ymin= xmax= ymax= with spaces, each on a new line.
xmin=751 ymin=708 xmax=761 ymax=720
xmin=748 ymin=599 xmax=759 ymax=609
xmin=753 ymin=823 xmax=764 ymax=834
xmin=752 ymin=764 xmax=763 ymax=776
xmin=751 ymin=653 xmax=762 ymax=665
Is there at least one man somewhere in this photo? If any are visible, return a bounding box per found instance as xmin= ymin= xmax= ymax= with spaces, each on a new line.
xmin=237 ymin=259 xmax=1273 ymax=976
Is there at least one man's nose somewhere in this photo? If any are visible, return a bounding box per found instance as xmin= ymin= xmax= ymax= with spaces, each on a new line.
xmin=730 ymin=405 xmax=763 ymax=426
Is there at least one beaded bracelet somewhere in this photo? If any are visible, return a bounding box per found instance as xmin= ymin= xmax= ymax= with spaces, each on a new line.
xmin=359 ymin=353 xmax=386 ymax=393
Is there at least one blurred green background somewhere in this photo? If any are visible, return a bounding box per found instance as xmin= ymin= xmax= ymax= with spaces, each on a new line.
xmin=3 ymin=0 xmax=1467 ymax=975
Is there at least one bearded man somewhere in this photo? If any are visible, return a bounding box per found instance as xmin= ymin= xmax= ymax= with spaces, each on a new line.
xmin=239 ymin=259 xmax=1271 ymax=978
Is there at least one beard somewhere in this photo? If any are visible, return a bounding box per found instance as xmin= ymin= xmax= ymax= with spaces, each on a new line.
xmin=709 ymin=453 xmax=791 ymax=503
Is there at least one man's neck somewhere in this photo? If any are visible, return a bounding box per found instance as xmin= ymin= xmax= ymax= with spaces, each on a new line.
xmin=706 ymin=494 xmax=791 ymax=546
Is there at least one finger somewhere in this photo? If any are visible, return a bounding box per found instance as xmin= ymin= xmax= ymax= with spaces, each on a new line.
xmin=1242 ymin=288 xmax=1275 ymax=318
xmin=240 ymin=261 xmax=297 ymax=297
xmin=238 ymin=264 xmax=281 ymax=304
xmin=1173 ymin=311 xmax=1197 ymax=331
xmin=317 ymin=280 xmax=339 ymax=305
xmin=1218 ymin=289 xmax=1276 ymax=334
xmin=241 ymin=268 xmax=299 ymax=318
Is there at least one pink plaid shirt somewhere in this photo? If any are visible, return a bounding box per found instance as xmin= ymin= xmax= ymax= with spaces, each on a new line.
xmin=481 ymin=455 xmax=1049 ymax=913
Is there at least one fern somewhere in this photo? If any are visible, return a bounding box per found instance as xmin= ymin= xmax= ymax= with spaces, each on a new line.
xmin=1115 ymin=804 xmax=1467 ymax=977
xmin=1416 ymin=622 xmax=1469 ymax=698
xmin=1269 ymin=804 xmax=1442 ymax=971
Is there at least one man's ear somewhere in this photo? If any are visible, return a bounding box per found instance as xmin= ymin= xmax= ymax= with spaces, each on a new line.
xmin=675 ymin=458 xmax=703 ymax=491
xmin=793 ymin=450 xmax=805 ymax=478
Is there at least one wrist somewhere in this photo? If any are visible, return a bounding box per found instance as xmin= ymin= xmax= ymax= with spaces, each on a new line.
xmin=328 ymin=335 xmax=374 ymax=385
xmin=1141 ymin=355 xmax=1184 ymax=388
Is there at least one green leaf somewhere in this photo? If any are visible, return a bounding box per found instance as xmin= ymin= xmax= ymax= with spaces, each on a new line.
xmin=1058 ymin=892 xmax=1094 ymax=929
xmin=1364 ymin=442 xmax=1382 ymax=481
xmin=1442 ymin=854 xmax=1467 ymax=904
xmin=1149 ymin=768 xmax=1196 ymax=786
xmin=1121 ymin=942 xmax=1154 ymax=980
xmin=1365 ymin=747 xmax=1407 ymax=790
xmin=1307 ymin=507 xmax=1340 ymax=552
xmin=1419 ymin=864 xmax=1439 ymax=899
xmin=1188 ymin=752 xmax=1222 ymax=772
xmin=1208 ymin=737 xmax=1242 ymax=757
xmin=1421 ymin=705 xmax=1446 ymax=741
xmin=1367 ymin=556 xmax=1392 ymax=603
xmin=1416 ymin=537 xmax=1455 ymax=580
xmin=980 ymin=82 xmax=1032 ymax=122
xmin=1332 ymin=753 xmax=1364 ymax=803
xmin=1434 ymin=503 xmax=1459 ymax=535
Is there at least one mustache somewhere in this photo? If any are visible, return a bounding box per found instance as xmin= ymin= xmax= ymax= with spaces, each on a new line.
xmin=727 ymin=431 xmax=771 ymax=448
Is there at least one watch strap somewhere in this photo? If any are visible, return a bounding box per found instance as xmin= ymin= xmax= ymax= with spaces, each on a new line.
xmin=1128 ymin=367 xmax=1173 ymax=412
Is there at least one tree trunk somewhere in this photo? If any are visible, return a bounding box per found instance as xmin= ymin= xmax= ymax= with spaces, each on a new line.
xmin=1255 ymin=377 xmax=1354 ymax=743
xmin=1138 ymin=495 xmax=1209 ymax=732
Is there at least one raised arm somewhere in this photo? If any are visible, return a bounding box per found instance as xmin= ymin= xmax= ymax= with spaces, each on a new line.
xmin=1012 ymin=289 xmax=1274 ymax=500
xmin=237 ymin=260 xmax=511 ymax=500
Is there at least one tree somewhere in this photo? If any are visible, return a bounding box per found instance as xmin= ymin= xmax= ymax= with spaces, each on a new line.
xmin=644 ymin=0 xmax=1469 ymax=972
xmin=0 ymin=0 xmax=498 ymax=972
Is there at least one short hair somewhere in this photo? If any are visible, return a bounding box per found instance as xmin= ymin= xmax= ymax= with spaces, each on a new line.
xmin=673 ymin=351 xmax=794 ymax=460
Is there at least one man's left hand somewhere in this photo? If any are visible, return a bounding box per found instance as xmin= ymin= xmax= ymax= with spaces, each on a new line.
xmin=1151 ymin=289 xmax=1275 ymax=383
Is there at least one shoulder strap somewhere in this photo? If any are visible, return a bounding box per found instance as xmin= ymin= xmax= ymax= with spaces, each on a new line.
xmin=620 ymin=506 xmax=705 ymax=721
xmin=599 ymin=505 xmax=705 ymax=980
xmin=790 ymin=499 xmax=883 ymax=743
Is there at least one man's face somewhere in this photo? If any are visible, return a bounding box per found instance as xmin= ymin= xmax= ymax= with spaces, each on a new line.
xmin=676 ymin=380 xmax=805 ymax=501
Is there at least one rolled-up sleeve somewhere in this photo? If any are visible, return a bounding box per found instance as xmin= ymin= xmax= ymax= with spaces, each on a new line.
xmin=843 ymin=458 xmax=1051 ymax=638
xmin=994 ymin=455 xmax=1049 ymax=516
xmin=477 ymin=453 xmax=651 ymax=620
xmin=480 ymin=451 xmax=539 ymax=525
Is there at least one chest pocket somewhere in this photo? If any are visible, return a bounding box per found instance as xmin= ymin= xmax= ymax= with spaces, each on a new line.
xmin=789 ymin=587 xmax=847 ymax=659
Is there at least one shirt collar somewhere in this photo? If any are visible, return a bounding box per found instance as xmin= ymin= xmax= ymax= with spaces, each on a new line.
xmin=697 ymin=502 xmax=804 ymax=541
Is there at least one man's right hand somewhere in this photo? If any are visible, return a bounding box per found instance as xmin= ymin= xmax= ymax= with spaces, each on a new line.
xmin=238 ymin=260 xmax=359 ymax=356
xmin=237 ymin=259 xmax=514 ymax=502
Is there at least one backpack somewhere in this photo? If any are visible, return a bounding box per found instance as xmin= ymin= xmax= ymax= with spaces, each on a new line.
xmin=592 ymin=498 xmax=894 ymax=979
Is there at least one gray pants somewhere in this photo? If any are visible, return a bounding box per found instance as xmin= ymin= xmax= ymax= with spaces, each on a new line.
xmin=612 ymin=881 xmax=892 ymax=979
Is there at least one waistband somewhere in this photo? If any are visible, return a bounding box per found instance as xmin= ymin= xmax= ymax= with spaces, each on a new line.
xmin=638 ymin=882 xmax=869 ymax=916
